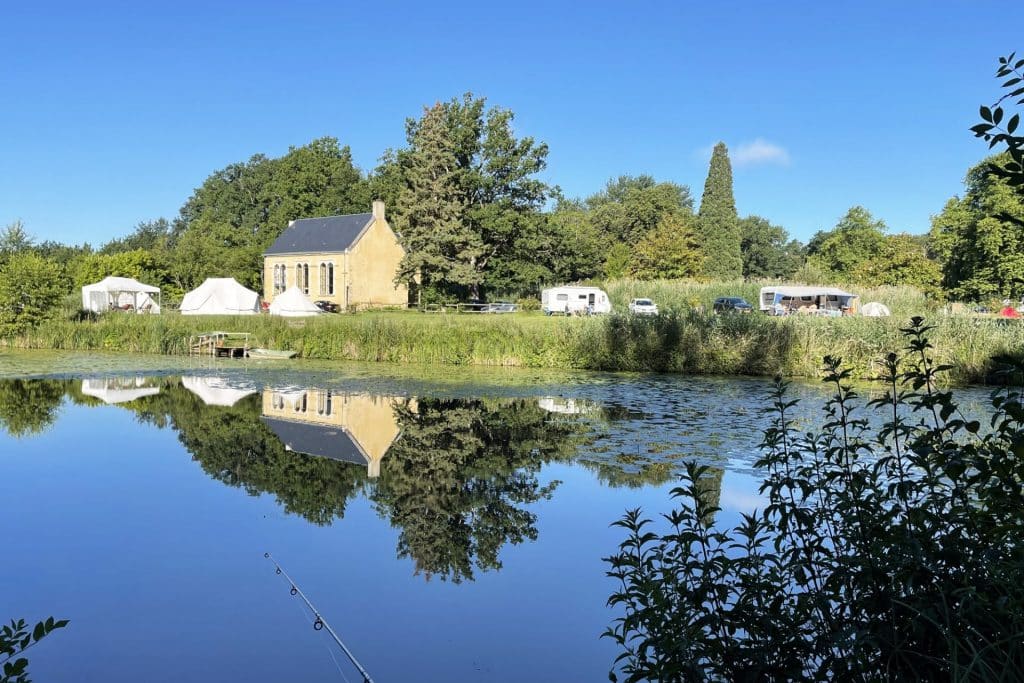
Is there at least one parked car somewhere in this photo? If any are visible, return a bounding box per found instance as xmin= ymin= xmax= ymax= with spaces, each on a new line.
xmin=314 ymin=300 xmax=340 ymax=313
xmin=485 ymin=301 xmax=516 ymax=313
xmin=713 ymin=296 xmax=753 ymax=314
xmin=628 ymin=298 xmax=659 ymax=315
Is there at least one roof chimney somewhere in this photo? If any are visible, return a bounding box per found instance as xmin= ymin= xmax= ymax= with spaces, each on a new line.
xmin=372 ymin=200 xmax=385 ymax=222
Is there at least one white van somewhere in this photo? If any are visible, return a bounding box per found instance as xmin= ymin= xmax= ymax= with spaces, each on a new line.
xmin=541 ymin=286 xmax=612 ymax=315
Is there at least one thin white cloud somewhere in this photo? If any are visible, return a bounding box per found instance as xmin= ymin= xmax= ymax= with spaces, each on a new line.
xmin=693 ymin=139 xmax=791 ymax=168
xmin=732 ymin=138 xmax=791 ymax=168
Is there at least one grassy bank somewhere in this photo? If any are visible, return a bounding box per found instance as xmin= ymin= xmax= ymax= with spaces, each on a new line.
xmin=6 ymin=308 xmax=1023 ymax=384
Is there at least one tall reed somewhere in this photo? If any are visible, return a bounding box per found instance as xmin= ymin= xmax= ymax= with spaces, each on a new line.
xmin=6 ymin=307 xmax=1022 ymax=384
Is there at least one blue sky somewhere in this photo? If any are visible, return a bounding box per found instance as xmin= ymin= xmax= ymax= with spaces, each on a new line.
xmin=0 ymin=1 xmax=1017 ymax=245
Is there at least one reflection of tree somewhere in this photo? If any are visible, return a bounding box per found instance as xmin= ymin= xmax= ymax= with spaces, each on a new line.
xmin=119 ymin=384 xmax=369 ymax=525
xmin=371 ymin=398 xmax=583 ymax=583
xmin=0 ymin=379 xmax=66 ymax=437
xmin=582 ymin=458 xmax=723 ymax=526
xmin=580 ymin=457 xmax=677 ymax=488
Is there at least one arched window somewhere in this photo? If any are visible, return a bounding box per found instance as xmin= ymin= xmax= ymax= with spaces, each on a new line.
xmin=319 ymin=263 xmax=327 ymax=296
xmin=315 ymin=390 xmax=333 ymax=416
xmin=301 ymin=263 xmax=310 ymax=294
xmin=275 ymin=265 xmax=286 ymax=294
xmin=327 ymin=263 xmax=334 ymax=295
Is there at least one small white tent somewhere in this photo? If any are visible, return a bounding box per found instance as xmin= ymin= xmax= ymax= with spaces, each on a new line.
xmin=269 ymin=286 xmax=322 ymax=317
xmin=81 ymin=276 xmax=161 ymax=313
xmin=180 ymin=278 xmax=260 ymax=316
xmin=181 ymin=376 xmax=257 ymax=407
xmin=861 ymin=301 xmax=892 ymax=317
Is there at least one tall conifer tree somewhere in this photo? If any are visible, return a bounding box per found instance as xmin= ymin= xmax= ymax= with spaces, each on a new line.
xmin=697 ymin=142 xmax=742 ymax=279
xmin=392 ymin=104 xmax=483 ymax=293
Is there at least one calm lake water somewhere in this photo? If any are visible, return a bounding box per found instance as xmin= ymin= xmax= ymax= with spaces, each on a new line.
xmin=0 ymin=352 xmax=996 ymax=682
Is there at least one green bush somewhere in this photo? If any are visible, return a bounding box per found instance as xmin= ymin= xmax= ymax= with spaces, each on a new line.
xmin=604 ymin=318 xmax=1024 ymax=681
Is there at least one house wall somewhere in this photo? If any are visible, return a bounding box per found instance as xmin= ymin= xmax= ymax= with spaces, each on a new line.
xmin=346 ymin=216 xmax=408 ymax=308
xmin=261 ymin=389 xmax=404 ymax=477
xmin=262 ymin=214 xmax=408 ymax=309
xmin=263 ymin=251 xmax=346 ymax=306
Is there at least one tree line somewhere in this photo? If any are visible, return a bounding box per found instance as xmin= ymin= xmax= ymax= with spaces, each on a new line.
xmin=1 ymin=79 xmax=1022 ymax=332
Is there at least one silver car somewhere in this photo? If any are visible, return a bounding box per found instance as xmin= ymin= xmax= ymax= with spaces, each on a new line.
xmin=628 ymin=298 xmax=659 ymax=315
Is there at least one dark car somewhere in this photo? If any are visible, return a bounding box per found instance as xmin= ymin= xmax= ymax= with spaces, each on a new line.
xmin=314 ymin=300 xmax=340 ymax=313
xmin=713 ymin=296 xmax=753 ymax=314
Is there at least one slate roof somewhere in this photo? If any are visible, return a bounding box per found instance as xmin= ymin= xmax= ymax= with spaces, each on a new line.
xmin=261 ymin=416 xmax=368 ymax=466
xmin=264 ymin=213 xmax=373 ymax=255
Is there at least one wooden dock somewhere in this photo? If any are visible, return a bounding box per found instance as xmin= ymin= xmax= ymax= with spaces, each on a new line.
xmin=188 ymin=332 xmax=251 ymax=358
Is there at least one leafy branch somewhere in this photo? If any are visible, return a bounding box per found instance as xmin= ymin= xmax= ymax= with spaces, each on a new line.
xmin=0 ymin=617 xmax=69 ymax=683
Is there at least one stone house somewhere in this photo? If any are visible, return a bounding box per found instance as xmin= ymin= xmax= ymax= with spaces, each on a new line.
xmin=262 ymin=201 xmax=408 ymax=310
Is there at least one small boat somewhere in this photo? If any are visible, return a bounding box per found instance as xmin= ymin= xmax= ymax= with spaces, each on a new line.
xmin=247 ymin=348 xmax=297 ymax=359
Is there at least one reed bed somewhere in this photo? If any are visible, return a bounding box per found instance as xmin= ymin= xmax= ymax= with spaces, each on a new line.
xmin=7 ymin=306 xmax=1024 ymax=385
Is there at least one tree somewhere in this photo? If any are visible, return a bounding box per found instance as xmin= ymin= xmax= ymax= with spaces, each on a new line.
xmin=930 ymin=154 xmax=1024 ymax=301
xmin=629 ymin=213 xmax=702 ymax=280
xmin=696 ymin=143 xmax=742 ymax=280
xmin=852 ymin=233 xmax=943 ymax=297
xmin=173 ymin=138 xmax=368 ymax=290
xmin=739 ymin=215 xmax=805 ymax=280
xmin=603 ymin=243 xmax=633 ymax=280
xmin=380 ymin=93 xmax=553 ymax=299
xmin=0 ymin=253 xmax=64 ymax=336
xmin=71 ymin=249 xmax=168 ymax=289
xmin=392 ymin=103 xmax=481 ymax=296
xmin=100 ymin=218 xmax=173 ymax=255
xmin=586 ymin=175 xmax=694 ymax=245
xmin=0 ymin=221 xmax=33 ymax=260
xmin=807 ymin=206 xmax=887 ymax=279
xmin=545 ymin=199 xmax=606 ymax=283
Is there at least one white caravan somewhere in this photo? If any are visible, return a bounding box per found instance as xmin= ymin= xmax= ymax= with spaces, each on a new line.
xmin=541 ymin=286 xmax=612 ymax=315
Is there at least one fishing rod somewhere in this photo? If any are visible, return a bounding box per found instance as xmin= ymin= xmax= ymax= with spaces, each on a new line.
xmin=264 ymin=552 xmax=375 ymax=683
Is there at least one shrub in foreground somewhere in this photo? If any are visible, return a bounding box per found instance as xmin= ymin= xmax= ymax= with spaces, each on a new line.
xmin=605 ymin=318 xmax=1024 ymax=681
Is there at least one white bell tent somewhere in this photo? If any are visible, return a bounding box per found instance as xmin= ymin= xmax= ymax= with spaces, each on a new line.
xmin=81 ymin=276 xmax=161 ymax=314
xmin=268 ymin=286 xmax=322 ymax=317
xmin=180 ymin=278 xmax=260 ymax=315
xmin=861 ymin=302 xmax=892 ymax=317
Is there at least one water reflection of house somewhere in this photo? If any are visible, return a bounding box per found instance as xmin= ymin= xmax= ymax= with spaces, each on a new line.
xmin=538 ymin=397 xmax=597 ymax=415
xmin=260 ymin=389 xmax=404 ymax=477
xmin=181 ymin=376 xmax=257 ymax=407
xmin=81 ymin=377 xmax=160 ymax=404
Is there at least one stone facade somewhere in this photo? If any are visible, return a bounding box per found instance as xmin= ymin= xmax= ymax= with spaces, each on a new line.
xmin=261 ymin=389 xmax=405 ymax=478
xmin=262 ymin=201 xmax=408 ymax=310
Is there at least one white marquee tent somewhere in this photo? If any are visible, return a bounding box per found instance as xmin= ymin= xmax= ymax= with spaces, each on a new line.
xmin=81 ymin=276 xmax=161 ymax=313
xmin=80 ymin=377 xmax=160 ymax=404
xmin=268 ymin=286 xmax=322 ymax=317
xmin=180 ymin=278 xmax=260 ymax=316
xmin=181 ymin=376 xmax=257 ymax=407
